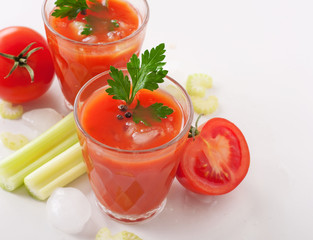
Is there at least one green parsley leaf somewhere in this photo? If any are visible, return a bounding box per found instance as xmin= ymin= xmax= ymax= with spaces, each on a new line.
xmin=108 ymin=20 xmax=119 ymax=31
xmin=106 ymin=66 xmax=131 ymax=102
xmin=52 ymin=0 xmax=89 ymax=19
xmin=111 ymin=20 xmax=119 ymax=28
xmin=106 ymin=43 xmax=173 ymax=123
xmin=133 ymin=101 xmax=174 ymax=126
xmin=150 ymin=103 xmax=174 ymax=119
xmin=81 ymin=24 xmax=93 ymax=35
xmin=106 ymin=43 xmax=168 ymax=104
xmin=128 ymin=43 xmax=168 ymax=103
xmin=107 ymin=43 xmax=168 ymax=104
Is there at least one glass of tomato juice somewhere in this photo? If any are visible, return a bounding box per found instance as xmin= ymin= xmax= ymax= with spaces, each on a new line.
xmin=42 ymin=0 xmax=149 ymax=108
xmin=73 ymin=69 xmax=193 ymax=223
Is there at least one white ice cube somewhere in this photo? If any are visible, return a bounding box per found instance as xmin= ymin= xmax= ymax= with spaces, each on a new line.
xmin=124 ymin=120 xmax=137 ymax=137
xmin=132 ymin=127 xmax=164 ymax=145
xmin=46 ymin=187 xmax=91 ymax=234
xmin=68 ymin=21 xmax=85 ymax=36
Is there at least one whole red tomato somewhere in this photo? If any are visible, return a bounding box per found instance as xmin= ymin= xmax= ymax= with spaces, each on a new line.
xmin=0 ymin=26 xmax=54 ymax=103
xmin=176 ymin=117 xmax=250 ymax=195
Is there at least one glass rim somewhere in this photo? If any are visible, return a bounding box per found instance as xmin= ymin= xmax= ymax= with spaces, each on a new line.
xmin=73 ymin=69 xmax=194 ymax=154
xmin=42 ymin=0 xmax=150 ymax=46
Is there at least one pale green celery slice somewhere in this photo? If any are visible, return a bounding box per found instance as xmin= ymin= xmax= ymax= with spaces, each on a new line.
xmin=0 ymin=132 xmax=29 ymax=150
xmin=96 ymin=227 xmax=113 ymax=240
xmin=24 ymin=143 xmax=86 ymax=201
xmin=0 ymin=101 xmax=23 ymax=119
xmin=0 ymin=112 xmax=77 ymax=191
xmin=186 ymin=73 xmax=213 ymax=97
xmin=191 ymin=95 xmax=219 ymax=115
xmin=96 ymin=227 xmax=142 ymax=240
xmin=114 ymin=231 xmax=143 ymax=240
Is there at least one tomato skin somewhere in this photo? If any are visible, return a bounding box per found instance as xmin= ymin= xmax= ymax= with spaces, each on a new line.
xmin=0 ymin=26 xmax=54 ymax=103
xmin=176 ymin=118 xmax=250 ymax=195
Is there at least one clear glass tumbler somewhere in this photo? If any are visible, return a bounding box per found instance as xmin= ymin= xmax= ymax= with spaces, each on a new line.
xmin=42 ymin=0 xmax=149 ymax=108
xmin=74 ymin=70 xmax=193 ymax=223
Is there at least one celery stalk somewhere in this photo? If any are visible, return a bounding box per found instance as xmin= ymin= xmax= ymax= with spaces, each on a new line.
xmin=24 ymin=143 xmax=86 ymax=201
xmin=0 ymin=112 xmax=78 ymax=191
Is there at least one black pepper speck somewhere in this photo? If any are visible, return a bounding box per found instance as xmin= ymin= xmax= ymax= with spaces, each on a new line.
xmin=118 ymin=104 xmax=128 ymax=112
xmin=125 ymin=112 xmax=132 ymax=118
xmin=117 ymin=114 xmax=124 ymax=120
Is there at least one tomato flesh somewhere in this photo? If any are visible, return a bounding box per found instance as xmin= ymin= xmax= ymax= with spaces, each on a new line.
xmin=176 ymin=118 xmax=250 ymax=195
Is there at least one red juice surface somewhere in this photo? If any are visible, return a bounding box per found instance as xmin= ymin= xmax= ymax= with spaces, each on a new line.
xmin=81 ymin=88 xmax=183 ymax=150
xmin=45 ymin=0 xmax=146 ymax=105
xmin=78 ymin=87 xmax=188 ymax=216
xmin=50 ymin=0 xmax=139 ymax=43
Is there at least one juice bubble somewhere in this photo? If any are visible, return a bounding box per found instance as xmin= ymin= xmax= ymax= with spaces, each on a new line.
xmin=46 ymin=187 xmax=91 ymax=234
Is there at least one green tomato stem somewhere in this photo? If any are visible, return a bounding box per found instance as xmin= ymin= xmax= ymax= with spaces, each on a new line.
xmin=0 ymin=42 xmax=43 ymax=82
xmin=188 ymin=114 xmax=203 ymax=140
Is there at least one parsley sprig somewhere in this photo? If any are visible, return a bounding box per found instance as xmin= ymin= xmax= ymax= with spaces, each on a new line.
xmin=52 ymin=0 xmax=119 ymax=36
xmin=107 ymin=43 xmax=168 ymax=104
xmin=106 ymin=43 xmax=174 ymax=125
xmin=52 ymin=0 xmax=89 ymax=20
xmin=133 ymin=102 xmax=174 ymax=126
xmin=81 ymin=24 xmax=93 ymax=35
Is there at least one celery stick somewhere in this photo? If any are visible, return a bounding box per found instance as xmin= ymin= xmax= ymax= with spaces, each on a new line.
xmin=24 ymin=143 xmax=86 ymax=201
xmin=0 ymin=112 xmax=77 ymax=191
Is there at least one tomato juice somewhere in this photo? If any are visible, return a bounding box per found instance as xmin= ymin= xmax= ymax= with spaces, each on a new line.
xmin=74 ymin=72 xmax=193 ymax=222
xmin=42 ymin=0 xmax=149 ymax=106
xmin=81 ymin=88 xmax=183 ymax=150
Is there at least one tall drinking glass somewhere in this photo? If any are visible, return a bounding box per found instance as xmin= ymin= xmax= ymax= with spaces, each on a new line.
xmin=42 ymin=0 xmax=149 ymax=108
xmin=74 ymin=70 xmax=193 ymax=223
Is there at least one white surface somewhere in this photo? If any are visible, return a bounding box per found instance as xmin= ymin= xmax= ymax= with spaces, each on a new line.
xmin=1 ymin=0 xmax=313 ymax=239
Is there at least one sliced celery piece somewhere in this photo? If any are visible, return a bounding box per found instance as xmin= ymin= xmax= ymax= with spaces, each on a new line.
xmin=191 ymin=95 xmax=219 ymax=115
xmin=24 ymin=143 xmax=86 ymax=201
xmin=0 ymin=101 xmax=23 ymax=119
xmin=114 ymin=230 xmax=143 ymax=240
xmin=186 ymin=73 xmax=213 ymax=97
xmin=0 ymin=132 xmax=29 ymax=150
xmin=96 ymin=228 xmax=113 ymax=240
xmin=96 ymin=227 xmax=142 ymax=240
xmin=0 ymin=112 xmax=77 ymax=191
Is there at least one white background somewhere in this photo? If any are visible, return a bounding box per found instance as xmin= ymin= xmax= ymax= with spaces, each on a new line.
xmin=1 ymin=0 xmax=313 ymax=239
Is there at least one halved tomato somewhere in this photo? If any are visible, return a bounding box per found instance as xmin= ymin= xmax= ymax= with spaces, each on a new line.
xmin=176 ymin=117 xmax=250 ymax=195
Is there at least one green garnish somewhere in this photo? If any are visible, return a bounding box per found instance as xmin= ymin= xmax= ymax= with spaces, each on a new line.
xmin=106 ymin=43 xmax=173 ymax=125
xmin=52 ymin=0 xmax=89 ymax=20
xmin=81 ymin=24 xmax=93 ymax=35
xmin=52 ymin=0 xmax=117 ymax=36
xmin=84 ymin=15 xmax=120 ymax=35
xmin=133 ymin=101 xmax=174 ymax=126
xmin=109 ymin=19 xmax=120 ymax=31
